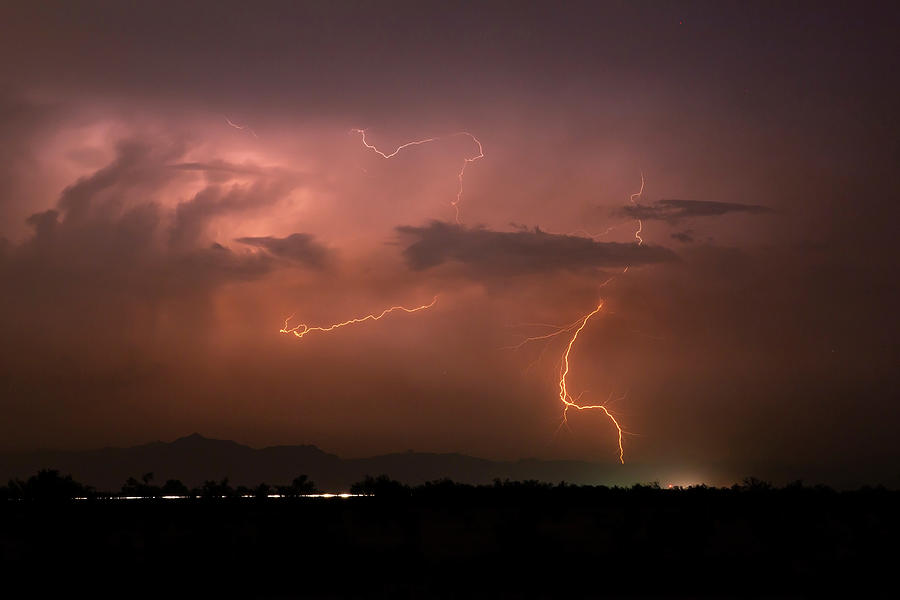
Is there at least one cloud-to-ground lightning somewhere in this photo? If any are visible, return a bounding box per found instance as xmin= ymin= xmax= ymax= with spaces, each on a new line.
xmin=280 ymin=297 xmax=438 ymax=340
xmin=508 ymin=176 xmax=647 ymax=463
xmin=556 ymin=303 xmax=625 ymax=464
xmin=507 ymin=303 xmax=627 ymax=463
xmin=225 ymin=116 xmax=259 ymax=138
xmin=285 ymin=125 xmax=642 ymax=463
xmin=352 ymin=128 xmax=484 ymax=223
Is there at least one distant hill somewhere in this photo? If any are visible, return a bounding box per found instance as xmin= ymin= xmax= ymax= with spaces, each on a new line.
xmin=0 ymin=434 xmax=652 ymax=492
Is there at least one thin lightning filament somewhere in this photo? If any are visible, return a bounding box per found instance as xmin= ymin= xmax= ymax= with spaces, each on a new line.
xmin=280 ymin=297 xmax=438 ymax=340
xmin=514 ymin=175 xmax=645 ymax=463
xmin=225 ymin=116 xmax=258 ymax=138
xmin=557 ymin=303 xmax=625 ymax=464
xmin=352 ymin=128 xmax=483 ymax=223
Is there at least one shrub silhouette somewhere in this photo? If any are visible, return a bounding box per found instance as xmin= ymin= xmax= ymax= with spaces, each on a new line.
xmin=276 ymin=474 xmax=319 ymax=497
xmin=254 ymin=482 xmax=272 ymax=499
xmin=121 ymin=472 xmax=163 ymax=497
xmin=197 ymin=477 xmax=235 ymax=499
xmin=6 ymin=469 xmax=92 ymax=501
xmin=350 ymin=474 xmax=410 ymax=497
xmin=735 ymin=476 xmax=773 ymax=492
xmin=161 ymin=479 xmax=189 ymax=495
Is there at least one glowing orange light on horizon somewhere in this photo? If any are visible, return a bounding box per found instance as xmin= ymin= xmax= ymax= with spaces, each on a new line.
xmin=280 ymin=296 xmax=438 ymax=340
xmin=352 ymin=128 xmax=484 ymax=223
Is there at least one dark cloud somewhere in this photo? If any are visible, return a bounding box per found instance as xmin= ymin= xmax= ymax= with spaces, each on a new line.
xmin=169 ymin=178 xmax=296 ymax=250
xmin=168 ymin=163 xmax=305 ymax=251
xmin=168 ymin=160 xmax=270 ymax=184
xmin=0 ymin=136 xmax=303 ymax=300
xmin=8 ymin=193 xmax=272 ymax=297
xmin=671 ymin=231 xmax=694 ymax=244
xmin=58 ymin=140 xmax=183 ymax=222
xmin=170 ymin=242 xmax=272 ymax=287
xmin=623 ymin=199 xmax=773 ymax=223
xmin=25 ymin=209 xmax=60 ymax=238
xmin=1 ymin=1 xmax=898 ymax=484
xmin=236 ymin=233 xmax=331 ymax=269
xmin=397 ymin=221 xmax=676 ymax=277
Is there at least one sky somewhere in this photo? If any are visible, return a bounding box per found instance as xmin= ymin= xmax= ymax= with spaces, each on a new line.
xmin=1 ymin=1 xmax=898 ymax=486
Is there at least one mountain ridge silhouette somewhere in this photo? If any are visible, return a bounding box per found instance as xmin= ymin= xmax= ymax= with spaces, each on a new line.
xmin=0 ymin=433 xmax=639 ymax=492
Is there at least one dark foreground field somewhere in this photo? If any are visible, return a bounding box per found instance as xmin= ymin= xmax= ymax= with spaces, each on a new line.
xmin=2 ymin=482 xmax=897 ymax=598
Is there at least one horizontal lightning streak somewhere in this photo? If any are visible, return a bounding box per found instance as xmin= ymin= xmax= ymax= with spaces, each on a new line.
xmin=352 ymin=129 xmax=440 ymax=158
xmin=567 ymin=226 xmax=618 ymax=239
xmin=280 ymin=297 xmax=438 ymax=340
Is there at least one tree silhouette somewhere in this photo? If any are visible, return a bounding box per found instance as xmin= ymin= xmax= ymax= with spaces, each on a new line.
xmin=198 ymin=477 xmax=235 ymax=499
xmin=121 ymin=474 xmax=163 ymax=497
xmin=738 ymin=476 xmax=773 ymax=492
xmin=291 ymin=474 xmax=318 ymax=495
xmin=276 ymin=474 xmax=319 ymax=497
xmin=161 ymin=479 xmax=189 ymax=495
xmin=9 ymin=469 xmax=91 ymax=501
xmin=254 ymin=482 xmax=272 ymax=499
xmin=350 ymin=474 xmax=410 ymax=497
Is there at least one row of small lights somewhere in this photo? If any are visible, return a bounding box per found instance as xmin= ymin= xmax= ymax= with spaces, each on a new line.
xmin=68 ymin=493 xmax=364 ymax=501
xmin=67 ymin=487 xmax=698 ymax=500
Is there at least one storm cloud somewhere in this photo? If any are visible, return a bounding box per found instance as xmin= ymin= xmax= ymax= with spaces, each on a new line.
xmin=0 ymin=2 xmax=897 ymax=487
xmin=0 ymin=136 xmax=322 ymax=302
xmin=398 ymin=221 xmax=676 ymax=276
xmin=623 ymin=199 xmax=773 ymax=223
xmin=236 ymin=233 xmax=331 ymax=269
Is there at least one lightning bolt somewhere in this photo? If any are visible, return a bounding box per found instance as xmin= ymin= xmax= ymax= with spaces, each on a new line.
xmin=630 ymin=174 xmax=645 ymax=247
xmin=508 ymin=303 xmax=626 ymax=463
xmin=623 ymin=173 xmax=644 ymax=273
xmin=556 ymin=303 xmax=625 ymax=464
xmin=225 ymin=116 xmax=258 ymax=138
xmin=567 ymin=225 xmax=621 ymax=240
xmin=509 ymin=175 xmax=647 ymax=463
xmin=276 ymin=124 xmax=646 ymax=464
xmin=502 ymin=316 xmax=588 ymax=351
xmin=280 ymin=297 xmax=438 ymax=340
xmin=352 ymin=128 xmax=483 ymax=224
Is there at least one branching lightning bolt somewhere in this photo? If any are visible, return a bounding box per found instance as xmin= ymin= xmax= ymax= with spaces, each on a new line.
xmin=271 ymin=124 xmax=648 ymax=465
xmin=510 ymin=303 xmax=626 ymax=463
xmin=556 ymin=303 xmax=625 ymax=464
xmin=280 ymin=297 xmax=438 ymax=340
xmin=352 ymin=128 xmax=483 ymax=224
xmin=509 ymin=175 xmax=646 ymax=463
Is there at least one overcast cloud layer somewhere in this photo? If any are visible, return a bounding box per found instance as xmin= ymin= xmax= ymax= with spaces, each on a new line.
xmin=1 ymin=1 xmax=897 ymax=487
